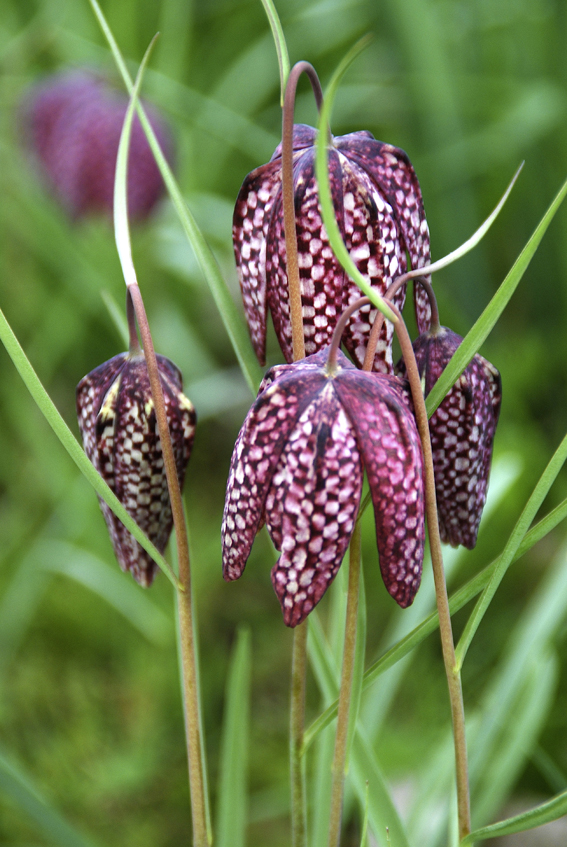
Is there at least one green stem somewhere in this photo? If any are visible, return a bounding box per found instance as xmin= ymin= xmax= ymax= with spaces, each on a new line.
xmin=327 ymin=522 xmax=362 ymax=847
xmin=128 ymin=284 xmax=209 ymax=847
xmin=392 ymin=302 xmax=471 ymax=842
xmin=290 ymin=620 xmax=308 ymax=847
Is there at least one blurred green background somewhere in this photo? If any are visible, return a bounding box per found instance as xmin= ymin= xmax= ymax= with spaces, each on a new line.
xmin=1 ymin=0 xmax=567 ymax=845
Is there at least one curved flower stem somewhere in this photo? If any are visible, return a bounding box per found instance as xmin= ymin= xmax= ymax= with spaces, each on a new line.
xmin=282 ymin=61 xmax=324 ymax=362
xmin=128 ymin=284 xmax=209 ymax=847
xmin=327 ymin=521 xmax=362 ymax=847
xmin=389 ymin=299 xmax=471 ymax=842
xmin=283 ymin=60 xmax=324 ymax=847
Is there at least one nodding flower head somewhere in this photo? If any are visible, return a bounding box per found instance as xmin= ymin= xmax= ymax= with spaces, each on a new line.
xmin=397 ymin=326 xmax=501 ymax=549
xmin=222 ymin=348 xmax=425 ymax=627
xmin=24 ymin=70 xmax=172 ymax=220
xmin=77 ymin=352 xmax=196 ymax=586
xmin=233 ymin=124 xmax=430 ymax=373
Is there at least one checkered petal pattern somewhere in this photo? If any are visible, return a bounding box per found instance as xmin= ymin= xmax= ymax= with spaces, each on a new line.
xmin=222 ymin=348 xmax=425 ymax=626
xmin=397 ymin=327 xmax=501 ymax=548
xmin=77 ymin=353 xmax=196 ymax=586
xmin=233 ymin=124 xmax=429 ymax=370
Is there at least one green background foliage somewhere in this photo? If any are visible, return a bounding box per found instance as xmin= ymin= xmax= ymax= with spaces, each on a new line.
xmin=1 ymin=0 xmax=567 ymax=844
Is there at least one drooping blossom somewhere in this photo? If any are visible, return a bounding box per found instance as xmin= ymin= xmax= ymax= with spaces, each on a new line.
xmin=222 ymin=348 xmax=425 ymax=626
xmin=24 ymin=70 xmax=172 ymax=220
xmin=77 ymin=352 xmax=196 ymax=586
xmin=233 ymin=124 xmax=430 ymax=373
xmin=397 ymin=326 xmax=501 ymax=548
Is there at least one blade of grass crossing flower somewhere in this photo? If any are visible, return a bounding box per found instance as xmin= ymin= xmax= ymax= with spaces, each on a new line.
xmin=216 ymin=627 xmax=252 ymax=847
xmin=113 ymin=35 xmax=159 ymax=289
xmin=303 ymin=493 xmax=567 ymax=749
xmin=426 ymin=174 xmax=567 ymax=417
xmin=315 ymin=37 xmax=397 ymax=323
xmin=0 ymin=307 xmax=178 ymax=587
xmin=455 ymin=430 xmax=567 ymax=669
xmin=461 ymin=787 xmax=567 ymax=844
xmin=0 ymin=751 xmax=100 ymax=847
xmin=88 ymin=0 xmax=263 ymax=396
xmin=259 ymin=0 xmax=290 ymax=105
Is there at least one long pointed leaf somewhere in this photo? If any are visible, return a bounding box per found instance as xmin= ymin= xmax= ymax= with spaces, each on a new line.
xmin=462 ymin=787 xmax=567 ymax=844
xmin=216 ymin=627 xmax=252 ymax=847
xmin=426 ymin=174 xmax=567 ymax=416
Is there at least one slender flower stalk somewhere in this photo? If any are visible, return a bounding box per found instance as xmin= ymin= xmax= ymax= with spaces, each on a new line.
xmin=282 ymin=62 xmax=322 ymax=847
xmin=389 ymin=298 xmax=471 ymax=841
xmin=327 ymin=521 xmax=362 ymax=847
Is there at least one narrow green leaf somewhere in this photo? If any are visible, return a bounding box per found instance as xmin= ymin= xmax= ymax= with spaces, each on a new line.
xmin=216 ymin=627 xmax=252 ymax=847
xmin=114 ymin=35 xmax=159 ymax=289
xmin=426 ymin=174 xmax=567 ymax=417
xmin=303 ymin=493 xmax=567 ymax=749
xmin=359 ymin=781 xmax=370 ymax=847
xmin=88 ymin=0 xmax=263 ymax=396
xmin=461 ymin=787 xmax=567 ymax=844
xmin=0 ymin=306 xmax=178 ymax=588
xmin=455 ymin=430 xmax=567 ymax=668
xmin=315 ymin=37 xmax=398 ymax=323
xmin=259 ymin=0 xmax=290 ymax=105
xmin=0 ymin=751 xmax=100 ymax=847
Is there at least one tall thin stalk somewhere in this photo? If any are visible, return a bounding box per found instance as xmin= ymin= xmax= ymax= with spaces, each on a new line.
xmin=282 ymin=61 xmax=324 ymax=847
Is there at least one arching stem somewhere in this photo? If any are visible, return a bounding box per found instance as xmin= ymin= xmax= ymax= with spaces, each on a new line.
xmin=282 ymin=61 xmax=324 ymax=362
xmin=282 ymin=60 xmax=324 ymax=847
xmin=389 ymin=299 xmax=471 ymax=842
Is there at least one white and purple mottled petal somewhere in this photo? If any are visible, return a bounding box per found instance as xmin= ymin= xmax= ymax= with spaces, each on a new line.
xmin=335 ymin=369 xmax=425 ymax=607
xmin=266 ymin=383 xmax=363 ymax=626
xmin=222 ymin=368 xmax=326 ymax=581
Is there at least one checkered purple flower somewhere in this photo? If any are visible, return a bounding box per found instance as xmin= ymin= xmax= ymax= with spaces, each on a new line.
xmin=222 ymin=348 xmax=425 ymax=627
xmin=77 ymin=352 xmax=196 ymax=586
xmin=233 ymin=124 xmax=430 ymax=374
xmin=24 ymin=70 xmax=172 ymax=220
xmin=397 ymin=327 xmax=501 ymax=548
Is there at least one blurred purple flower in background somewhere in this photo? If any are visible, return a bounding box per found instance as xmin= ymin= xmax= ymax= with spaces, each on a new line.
xmin=23 ymin=70 xmax=172 ymax=220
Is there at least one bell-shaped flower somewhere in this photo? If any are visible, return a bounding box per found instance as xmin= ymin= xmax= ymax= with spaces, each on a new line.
xmin=77 ymin=352 xmax=196 ymax=586
xmin=222 ymin=348 xmax=425 ymax=627
xmin=233 ymin=124 xmax=430 ymax=374
xmin=397 ymin=327 xmax=501 ymax=548
xmin=24 ymin=70 xmax=172 ymax=220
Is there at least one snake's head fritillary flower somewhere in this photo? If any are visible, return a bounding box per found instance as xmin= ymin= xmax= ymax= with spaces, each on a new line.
xmin=233 ymin=125 xmax=430 ymax=373
xmin=77 ymin=353 xmax=196 ymax=586
xmin=24 ymin=70 xmax=172 ymax=220
xmin=397 ymin=327 xmax=501 ymax=548
xmin=222 ymin=348 xmax=425 ymax=627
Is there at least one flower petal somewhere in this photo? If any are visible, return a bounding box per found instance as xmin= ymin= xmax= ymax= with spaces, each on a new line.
xmin=335 ymin=371 xmax=425 ymax=607
xmin=222 ymin=368 xmax=326 ymax=581
xmin=267 ymin=383 xmax=363 ymax=626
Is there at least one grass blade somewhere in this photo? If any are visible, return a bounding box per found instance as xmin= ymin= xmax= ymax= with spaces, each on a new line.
xmin=88 ymin=0 xmax=263 ymax=396
xmin=426 ymin=174 xmax=567 ymax=417
xmin=0 ymin=751 xmax=99 ymax=847
xmin=462 ymin=786 xmax=567 ymax=844
xmin=259 ymin=0 xmax=290 ymax=105
xmin=216 ymin=627 xmax=252 ymax=847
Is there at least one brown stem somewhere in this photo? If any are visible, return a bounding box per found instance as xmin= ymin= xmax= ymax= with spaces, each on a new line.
xmin=326 ymin=296 xmax=369 ymax=370
xmin=126 ymin=289 xmax=141 ymax=353
xmin=290 ymin=619 xmax=308 ymax=847
xmin=128 ymin=283 xmax=209 ymax=847
xmin=282 ymin=62 xmax=324 ymax=362
xmin=390 ymin=299 xmax=471 ymax=841
xmin=327 ymin=522 xmax=362 ymax=847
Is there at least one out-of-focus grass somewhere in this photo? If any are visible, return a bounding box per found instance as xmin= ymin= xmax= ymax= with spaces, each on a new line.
xmin=1 ymin=0 xmax=567 ymax=845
